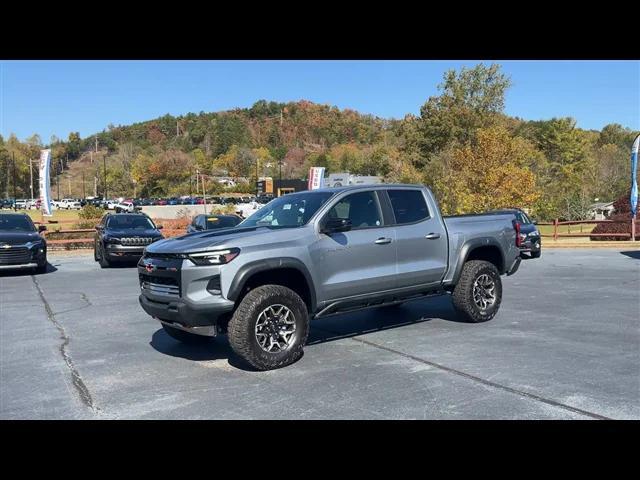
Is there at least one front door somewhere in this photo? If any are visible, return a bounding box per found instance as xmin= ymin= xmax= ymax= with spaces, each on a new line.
xmin=310 ymin=190 xmax=397 ymax=302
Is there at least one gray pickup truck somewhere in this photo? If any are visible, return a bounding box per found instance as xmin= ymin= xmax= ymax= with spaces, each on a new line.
xmin=138 ymin=184 xmax=522 ymax=370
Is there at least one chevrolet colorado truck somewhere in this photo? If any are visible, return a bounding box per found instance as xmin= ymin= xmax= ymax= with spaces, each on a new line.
xmin=138 ymin=184 xmax=522 ymax=370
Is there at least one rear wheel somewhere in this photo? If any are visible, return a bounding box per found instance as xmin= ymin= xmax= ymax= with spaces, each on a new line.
xmin=228 ymin=285 xmax=309 ymax=370
xmin=452 ymin=260 xmax=502 ymax=323
xmin=162 ymin=324 xmax=212 ymax=344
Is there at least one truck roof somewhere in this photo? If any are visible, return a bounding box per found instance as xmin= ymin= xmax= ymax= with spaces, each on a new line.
xmin=313 ymin=183 xmax=425 ymax=194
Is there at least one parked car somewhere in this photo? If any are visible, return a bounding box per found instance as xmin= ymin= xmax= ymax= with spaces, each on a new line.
xmin=138 ymin=184 xmax=522 ymax=370
xmin=490 ymin=208 xmax=541 ymax=258
xmin=94 ymin=213 xmax=164 ymax=268
xmin=0 ymin=212 xmax=47 ymax=273
xmin=186 ymin=214 xmax=243 ymax=234
xmin=115 ymin=201 xmax=136 ymax=213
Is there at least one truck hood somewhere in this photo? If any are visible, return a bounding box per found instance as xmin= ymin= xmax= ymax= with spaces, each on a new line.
xmin=0 ymin=231 xmax=42 ymax=245
xmin=146 ymin=226 xmax=294 ymax=254
xmin=105 ymin=229 xmax=161 ymax=237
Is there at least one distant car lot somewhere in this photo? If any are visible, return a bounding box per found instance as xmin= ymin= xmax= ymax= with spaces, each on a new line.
xmin=0 ymin=248 xmax=638 ymax=419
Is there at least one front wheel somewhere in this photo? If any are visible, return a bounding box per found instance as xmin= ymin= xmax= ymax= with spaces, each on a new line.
xmin=228 ymin=285 xmax=310 ymax=370
xmin=98 ymin=244 xmax=111 ymax=268
xmin=452 ymin=260 xmax=502 ymax=323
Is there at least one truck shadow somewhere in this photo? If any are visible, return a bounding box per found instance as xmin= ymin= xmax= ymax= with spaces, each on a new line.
xmin=149 ymin=294 xmax=461 ymax=371
xmin=620 ymin=251 xmax=640 ymax=260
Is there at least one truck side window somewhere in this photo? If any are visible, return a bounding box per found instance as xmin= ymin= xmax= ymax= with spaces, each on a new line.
xmin=387 ymin=189 xmax=430 ymax=224
xmin=326 ymin=191 xmax=382 ymax=229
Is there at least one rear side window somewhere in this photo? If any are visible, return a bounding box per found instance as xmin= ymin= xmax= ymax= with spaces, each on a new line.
xmin=387 ymin=190 xmax=429 ymax=225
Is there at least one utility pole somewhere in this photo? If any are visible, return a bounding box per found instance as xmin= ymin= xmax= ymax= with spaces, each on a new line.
xmin=29 ymin=158 xmax=34 ymax=203
xmin=56 ymin=172 xmax=60 ymax=201
xmin=255 ymin=159 xmax=259 ymax=197
xmin=67 ymin=176 xmax=71 ymax=197
xmin=82 ymin=170 xmax=86 ymax=199
xmin=103 ymin=153 xmax=108 ymax=199
xmin=95 ymin=136 xmax=98 ymax=153
xmin=12 ymin=152 xmax=17 ymax=211
xmin=94 ymin=176 xmax=97 ymax=197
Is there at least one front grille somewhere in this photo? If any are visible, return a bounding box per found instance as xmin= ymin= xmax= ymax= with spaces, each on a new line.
xmin=121 ymin=237 xmax=154 ymax=246
xmin=144 ymin=252 xmax=184 ymax=260
xmin=0 ymin=247 xmax=31 ymax=265
xmin=139 ymin=273 xmax=180 ymax=297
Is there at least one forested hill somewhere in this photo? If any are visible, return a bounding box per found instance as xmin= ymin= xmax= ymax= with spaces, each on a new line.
xmin=95 ymin=99 xmax=394 ymax=157
xmin=1 ymin=63 xmax=637 ymax=220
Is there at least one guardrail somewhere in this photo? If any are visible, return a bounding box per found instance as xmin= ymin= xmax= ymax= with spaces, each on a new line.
xmin=538 ymin=218 xmax=636 ymax=241
xmin=34 ymin=218 xmax=186 ymax=249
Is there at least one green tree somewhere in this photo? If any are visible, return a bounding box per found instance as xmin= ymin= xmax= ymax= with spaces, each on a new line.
xmin=417 ymin=63 xmax=512 ymax=163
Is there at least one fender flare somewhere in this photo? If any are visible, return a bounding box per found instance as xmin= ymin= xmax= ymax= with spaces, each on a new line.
xmin=451 ymin=237 xmax=507 ymax=285
xmin=227 ymin=257 xmax=317 ymax=312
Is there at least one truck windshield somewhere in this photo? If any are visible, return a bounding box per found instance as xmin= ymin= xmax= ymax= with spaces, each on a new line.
xmin=241 ymin=191 xmax=334 ymax=228
xmin=0 ymin=215 xmax=36 ymax=232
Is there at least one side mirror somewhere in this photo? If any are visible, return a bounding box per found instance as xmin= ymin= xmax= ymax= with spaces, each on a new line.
xmin=38 ymin=225 xmax=47 ymax=233
xmin=195 ymin=225 xmax=204 ymax=231
xmin=322 ymin=218 xmax=352 ymax=234
xmin=95 ymin=225 xmax=102 ymax=231
xmin=532 ymin=220 xmax=538 ymax=225
xmin=157 ymin=225 xmax=164 ymax=230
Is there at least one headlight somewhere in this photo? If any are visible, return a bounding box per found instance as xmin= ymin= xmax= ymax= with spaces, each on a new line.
xmin=103 ymin=236 xmax=121 ymax=244
xmin=188 ymin=248 xmax=240 ymax=266
xmin=528 ymin=231 xmax=539 ymax=237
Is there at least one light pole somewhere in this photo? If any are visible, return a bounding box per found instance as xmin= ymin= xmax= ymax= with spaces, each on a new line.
xmin=12 ymin=152 xmax=17 ymax=211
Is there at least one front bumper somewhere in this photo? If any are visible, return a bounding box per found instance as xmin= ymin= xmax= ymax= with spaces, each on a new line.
xmin=137 ymin=255 xmax=236 ymax=336
xmin=519 ymin=236 xmax=541 ymax=253
xmin=0 ymin=262 xmax=38 ymax=270
xmin=105 ymin=244 xmax=146 ymax=259
xmin=139 ymin=293 xmax=234 ymax=335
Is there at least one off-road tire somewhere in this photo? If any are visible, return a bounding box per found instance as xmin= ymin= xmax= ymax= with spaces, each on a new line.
xmin=530 ymin=250 xmax=541 ymax=259
xmin=452 ymin=260 xmax=502 ymax=323
xmin=162 ymin=324 xmax=212 ymax=344
xmin=228 ymin=285 xmax=309 ymax=371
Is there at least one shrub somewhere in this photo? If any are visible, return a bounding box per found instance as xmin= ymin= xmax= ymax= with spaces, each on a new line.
xmin=79 ymin=204 xmax=103 ymax=220
xmin=590 ymin=193 xmax=639 ymax=241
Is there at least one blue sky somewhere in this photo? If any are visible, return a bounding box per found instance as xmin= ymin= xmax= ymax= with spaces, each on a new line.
xmin=1 ymin=60 xmax=638 ymax=143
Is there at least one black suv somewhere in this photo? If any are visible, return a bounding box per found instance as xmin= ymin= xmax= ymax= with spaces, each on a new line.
xmin=186 ymin=214 xmax=243 ymax=233
xmin=491 ymin=208 xmax=541 ymax=258
xmin=0 ymin=213 xmax=48 ymax=273
xmin=94 ymin=213 xmax=163 ymax=268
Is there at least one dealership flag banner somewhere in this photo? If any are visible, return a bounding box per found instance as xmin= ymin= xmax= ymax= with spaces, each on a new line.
xmin=39 ymin=149 xmax=53 ymax=216
xmin=632 ymin=134 xmax=639 ymax=218
xmin=308 ymin=167 xmax=326 ymax=190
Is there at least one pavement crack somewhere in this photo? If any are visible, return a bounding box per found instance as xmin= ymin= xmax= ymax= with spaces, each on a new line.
xmin=52 ymin=291 xmax=93 ymax=316
xmin=31 ymin=276 xmax=100 ymax=414
xmin=313 ymin=325 xmax=611 ymax=420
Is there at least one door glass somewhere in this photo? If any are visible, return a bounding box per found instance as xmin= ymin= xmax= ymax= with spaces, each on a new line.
xmin=326 ymin=191 xmax=382 ymax=229
xmin=387 ymin=190 xmax=429 ymax=224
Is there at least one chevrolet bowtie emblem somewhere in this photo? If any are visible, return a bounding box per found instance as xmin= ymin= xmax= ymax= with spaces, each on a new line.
xmin=0 ymin=244 xmax=11 ymax=249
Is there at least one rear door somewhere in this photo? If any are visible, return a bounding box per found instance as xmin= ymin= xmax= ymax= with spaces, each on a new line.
xmin=385 ymin=188 xmax=448 ymax=288
xmin=310 ymin=190 xmax=397 ymax=301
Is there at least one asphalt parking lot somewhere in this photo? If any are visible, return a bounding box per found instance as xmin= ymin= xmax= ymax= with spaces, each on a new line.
xmin=1 ymin=248 xmax=638 ymax=419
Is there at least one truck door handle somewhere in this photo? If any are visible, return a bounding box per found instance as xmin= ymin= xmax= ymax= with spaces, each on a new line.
xmin=374 ymin=237 xmax=392 ymax=245
xmin=425 ymin=233 xmax=441 ymax=240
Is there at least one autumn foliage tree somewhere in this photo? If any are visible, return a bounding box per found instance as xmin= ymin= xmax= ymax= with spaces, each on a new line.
xmin=430 ymin=126 xmax=540 ymax=215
